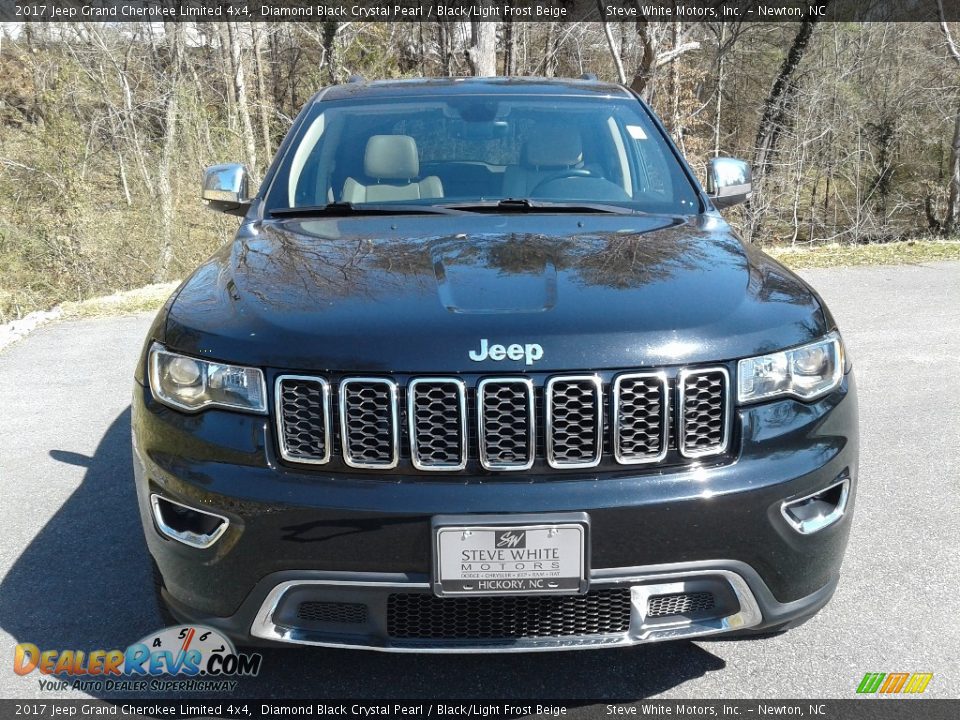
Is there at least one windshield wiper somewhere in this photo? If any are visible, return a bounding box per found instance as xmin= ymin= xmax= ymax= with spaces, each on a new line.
xmin=439 ymin=199 xmax=639 ymax=215
xmin=270 ymin=202 xmax=467 ymax=218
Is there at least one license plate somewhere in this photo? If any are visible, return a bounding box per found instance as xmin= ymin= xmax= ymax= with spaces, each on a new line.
xmin=433 ymin=517 xmax=587 ymax=597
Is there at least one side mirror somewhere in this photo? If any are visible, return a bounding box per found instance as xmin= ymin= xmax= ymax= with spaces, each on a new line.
xmin=706 ymin=157 xmax=752 ymax=209
xmin=201 ymin=163 xmax=251 ymax=217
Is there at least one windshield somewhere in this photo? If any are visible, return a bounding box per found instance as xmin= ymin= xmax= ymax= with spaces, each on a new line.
xmin=263 ymin=95 xmax=701 ymax=215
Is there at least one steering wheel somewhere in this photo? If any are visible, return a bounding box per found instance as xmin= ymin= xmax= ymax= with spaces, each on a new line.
xmin=529 ymin=169 xmax=594 ymax=196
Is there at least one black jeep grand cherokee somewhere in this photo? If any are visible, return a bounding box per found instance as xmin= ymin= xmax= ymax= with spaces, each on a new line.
xmin=133 ymin=77 xmax=857 ymax=652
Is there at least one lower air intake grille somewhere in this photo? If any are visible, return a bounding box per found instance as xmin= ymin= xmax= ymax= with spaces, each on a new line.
xmin=386 ymin=589 xmax=632 ymax=640
xmin=296 ymin=601 xmax=368 ymax=625
xmin=647 ymin=591 xmax=716 ymax=618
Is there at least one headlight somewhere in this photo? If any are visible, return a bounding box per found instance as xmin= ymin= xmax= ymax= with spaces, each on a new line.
xmin=737 ymin=332 xmax=845 ymax=404
xmin=148 ymin=343 xmax=266 ymax=413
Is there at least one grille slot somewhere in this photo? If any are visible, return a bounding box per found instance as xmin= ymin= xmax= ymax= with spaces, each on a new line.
xmin=477 ymin=378 xmax=535 ymax=471
xmin=276 ymin=376 xmax=331 ymax=464
xmin=408 ymin=378 xmax=467 ymax=471
xmin=339 ymin=378 xmax=399 ymax=468
xmin=387 ymin=589 xmax=632 ymax=640
xmin=613 ymin=372 xmax=668 ymax=464
xmin=647 ymin=591 xmax=716 ymax=618
xmin=678 ymin=368 xmax=730 ymax=458
xmin=296 ymin=601 xmax=368 ymax=625
xmin=546 ymin=376 xmax=603 ymax=468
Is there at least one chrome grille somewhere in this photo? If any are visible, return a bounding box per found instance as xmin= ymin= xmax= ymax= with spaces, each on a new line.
xmin=477 ymin=378 xmax=535 ymax=471
xmin=275 ymin=368 xmax=732 ymax=471
xmin=276 ymin=376 xmax=331 ymax=464
xmin=613 ymin=372 xmax=668 ymax=464
xmin=546 ymin=376 xmax=603 ymax=468
xmin=408 ymin=378 xmax=467 ymax=471
xmin=339 ymin=378 xmax=399 ymax=468
xmin=678 ymin=368 xmax=731 ymax=458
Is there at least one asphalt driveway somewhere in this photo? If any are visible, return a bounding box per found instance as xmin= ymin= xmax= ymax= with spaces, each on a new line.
xmin=1 ymin=261 xmax=957 ymax=701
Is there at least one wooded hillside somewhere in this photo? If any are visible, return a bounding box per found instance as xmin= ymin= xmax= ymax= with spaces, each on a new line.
xmin=1 ymin=20 xmax=959 ymax=321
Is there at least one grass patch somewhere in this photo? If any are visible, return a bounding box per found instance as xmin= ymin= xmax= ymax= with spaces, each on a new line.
xmin=59 ymin=282 xmax=180 ymax=319
xmin=767 ymin=239 xmax=960 ymax=269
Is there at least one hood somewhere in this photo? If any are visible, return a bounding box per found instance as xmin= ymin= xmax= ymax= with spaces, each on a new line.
xmin=162 ymin=214 xmax=828 ymax=372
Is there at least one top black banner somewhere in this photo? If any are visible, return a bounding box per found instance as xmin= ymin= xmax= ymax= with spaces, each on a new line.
xmin=4 ymin=0 xmax=960 ymax=23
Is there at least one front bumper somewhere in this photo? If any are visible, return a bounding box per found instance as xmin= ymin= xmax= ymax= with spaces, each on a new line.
xmin=133 ymin=372 xmax=858 ymax=650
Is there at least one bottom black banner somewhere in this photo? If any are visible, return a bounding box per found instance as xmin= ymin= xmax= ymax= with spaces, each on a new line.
xmin=0 ymin=699 xmax=956 ymax=720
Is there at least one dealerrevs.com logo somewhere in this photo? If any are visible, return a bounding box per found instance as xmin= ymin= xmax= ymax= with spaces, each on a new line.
xmin=13 ymin=625 xmax=262 ymax=693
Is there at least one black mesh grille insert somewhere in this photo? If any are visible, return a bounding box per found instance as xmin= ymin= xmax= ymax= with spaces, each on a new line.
xmin=341 ymin=379 xmax=397 ymax=466
xmin=410 ymin=380 xmax=465 ymax=469
xmin=277 ymin=377 xmax=329 ymax=462
xmin=386 ymin=589 xmax=632 ymax=640
xmin=614 ymin=374 xmax=667 ymax=463
xmin=547 ymin=378 xmax=602 ymax=466
xmin=680 ymin=370 xmax=729 ymax=456
xmin=647 ymin=591 xmax=716 ymax=618
xmin=296 ymin=601 xmax=369 ymax=625
xmin=479 ymin=380 xmax=534 ymax=469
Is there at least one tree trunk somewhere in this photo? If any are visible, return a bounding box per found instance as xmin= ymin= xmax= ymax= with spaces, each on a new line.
xmin=227 ymin=21 xmax=259 ymax=183
xmin=251 ymin=23 xmax=273 ymax=161
xmin=154 ymin=23 xmax=184 ymax=283
xmin=629 ymin=15 xmax=658 ymax=101
xmin=753 ymin=18 xmax=822 ymax=178
xmin=713 ymin=24 xmax=726 ymax=157
xmin=466 ymin=9 xmax=497 ymax=77
xmin=749 ymin=16 xmax=823 ymax=240
xmin=599 ymin=2 xmax=627 ymax=84
xmin=503 ymin=18 xmax=517 ymax=76
xmin=946 ymin=100 xmax=960 ymax=234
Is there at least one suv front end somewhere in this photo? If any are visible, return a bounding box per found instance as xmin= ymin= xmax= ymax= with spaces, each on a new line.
xmin=133 ymin=77 xmax=858 ymax=652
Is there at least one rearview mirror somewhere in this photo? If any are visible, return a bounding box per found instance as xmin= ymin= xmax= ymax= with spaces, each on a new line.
xmin=706 ymin=157 xmax=752 ymax=209
xmin=202 ymin=163 xmax=251 ymax=217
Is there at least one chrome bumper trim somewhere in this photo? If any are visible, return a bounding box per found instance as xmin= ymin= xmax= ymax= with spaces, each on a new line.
xmin=249 ymin=565 xmax=762 ymax=652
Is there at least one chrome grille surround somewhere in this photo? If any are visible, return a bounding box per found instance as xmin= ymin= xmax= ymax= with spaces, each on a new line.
xmin=477 ymin=377 xmax=536 ymax=471
xmin=545 ymin=375 xmax=603 ymax=469
xmin=275 ymin=375 xmax=332 ymax=464
xmin=677 ymin=367 xmax=732 ymax=459
xmin=274 ymin=367 xmax=733 ymax=471
xmin=339 ymin=377 xmax=399 ymax=469
xmin=408 ymin=378 xmax=468 ymax=472
xmin=612 ymin=371 xmax=669 ymax=465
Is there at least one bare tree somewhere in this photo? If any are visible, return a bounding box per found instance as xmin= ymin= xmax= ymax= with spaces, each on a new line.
xmin=466 ymin=8 xmax=498 ymax=76
xmin=938 ymin=0 xmax=960 ymax=234
xmin=227 ymin=21 xmax=259 ymax=183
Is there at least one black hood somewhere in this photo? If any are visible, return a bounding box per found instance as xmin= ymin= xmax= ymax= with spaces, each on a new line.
xmin=162 ymin=214 xmax=828 ymax=372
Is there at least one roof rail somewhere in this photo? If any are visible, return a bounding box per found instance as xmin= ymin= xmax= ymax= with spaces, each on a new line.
xmin=347 ymin=75 xmax=365 ymax=84
xmin=580 ymin=72 xmax=598 ymax=81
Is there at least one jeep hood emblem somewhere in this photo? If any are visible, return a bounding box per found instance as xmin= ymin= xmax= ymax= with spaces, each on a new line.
xmin=469 ymin=339 xmax=544 ymax=365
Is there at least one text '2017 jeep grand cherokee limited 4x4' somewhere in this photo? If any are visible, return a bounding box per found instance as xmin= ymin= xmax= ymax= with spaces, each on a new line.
xmin=133 ymin=77 xmax=857 ymax=652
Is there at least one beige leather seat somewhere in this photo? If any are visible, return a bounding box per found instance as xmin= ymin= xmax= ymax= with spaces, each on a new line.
xmin=341 ymin=135 xmax=443 ymax=203
xmin=502 ymin=126 xmax=584 ymax=198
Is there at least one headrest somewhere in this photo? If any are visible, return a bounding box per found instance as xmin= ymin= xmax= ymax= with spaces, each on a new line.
xmin=523 ymin=126 xmax=583 ymax=168
xmin=364 ymin=135 xmax=419 ymax=180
